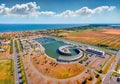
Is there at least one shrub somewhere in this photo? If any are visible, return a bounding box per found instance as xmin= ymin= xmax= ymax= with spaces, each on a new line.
xmin=98 ymin=70 xmax=103 ymax=73
xmin=95 ymin=74 xmax=100 ymax=78
xmin=82 ymin=79 xmax=87 ymax=84
xmin=88 ymin=77 xmax=92 ymax=81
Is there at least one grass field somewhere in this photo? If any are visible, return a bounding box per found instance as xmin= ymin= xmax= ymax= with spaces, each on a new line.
xmin=115 ymin=58 xmax=120 ymax=71
xmin=0 ymin=59 xmax=14 ymax=84
xmin=102 ymin=56 xmax=116 ymax=74
xmin=65 ymin=28 xmax=120 ymax=50
xmin=112 ymin=58 xmax=120 ymax=76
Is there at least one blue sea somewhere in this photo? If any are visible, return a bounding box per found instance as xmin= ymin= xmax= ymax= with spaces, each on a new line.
xmin=0 ymin=24 xmax=119 ymax=32
xmin=0 ymin=24 xmax=86 ymax=32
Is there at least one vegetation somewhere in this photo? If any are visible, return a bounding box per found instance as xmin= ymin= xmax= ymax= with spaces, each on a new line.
xmin=93 ymin=72 xmax=102 ymax=84
xmin=95 ymin=76 xmax=102 ymax=84
xmin=97 ymin=55 xmax=111 ymax=73
xmin=112 ymin=58 xmax=120 ymax=76
xmin=102 ymin=56 xmax=116 ymax=74
xmin=82 ymin=79 xmax=87 ymax=84
xmin=100 ymin=56 xmax=111 ymax=69
xmin=17 ymin=56 xmax=27 ymax=84
xmin=60 ymin=25 xmax=105 ymax=31
xmin=112 ymin=72 xmax=120 ymax=77
xmin=10 ymin=39 xmax=14 ymax=54
xmin=0 ymin=59 xmax=14 ymax=84
xmin=15 ymin=40 xmax=22 ymax=53
xmin=64 ymin=27 xmax=120 ymax=51
xmin=95 ymin=74 xmax=100 ymax=78
xmin=98 ymin=70 xmax=103 ymax=73
xmin=97 ymin=44 xmax=108 ymax=48
xmin=88 ymin=77 xmax=93 ymax=81
xmin=115 ymin=58 xmax=120 ymax=71
xmin=18 ymin=39 xmax=23 ymax=52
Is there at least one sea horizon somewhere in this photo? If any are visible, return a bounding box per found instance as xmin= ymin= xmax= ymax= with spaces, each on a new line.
xmin=0 ymin=23 xmax=120 ymax=33
xmin=0 ymin=24 xmax=87 ymax=33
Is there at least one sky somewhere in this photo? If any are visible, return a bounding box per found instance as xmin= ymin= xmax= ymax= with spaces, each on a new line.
xmin=0 ymin=0 xmax=120 ymax=24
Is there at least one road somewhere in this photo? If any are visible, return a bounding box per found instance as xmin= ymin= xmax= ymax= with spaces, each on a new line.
xmin=102 ymin=50 xmax=120 ymax=84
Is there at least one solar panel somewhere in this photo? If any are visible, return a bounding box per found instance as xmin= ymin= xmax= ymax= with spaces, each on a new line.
xmin=86 ymin=49 xmax=103 ymax=56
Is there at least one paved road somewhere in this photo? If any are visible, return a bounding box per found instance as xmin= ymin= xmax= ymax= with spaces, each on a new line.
xmin=102 ymin=50 xmax=120 ymax=84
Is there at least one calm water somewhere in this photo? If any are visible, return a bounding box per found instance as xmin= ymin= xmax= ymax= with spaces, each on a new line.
xmin=35 ymin=38 xmax=77 ymax=59
xmin=0 ymin=24 xmax=85 ymax=32
xmin=0 ymin=24 xmax=120 ymax=33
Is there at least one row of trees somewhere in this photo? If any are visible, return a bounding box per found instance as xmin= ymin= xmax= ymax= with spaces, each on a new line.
xmin=17 ymin=56 xmax=27 ymax=84
xmin=10 ymin=39 xmax=14 ymax=54
xmin=18 ymin=39 xmax=23 ymax=52
xmin=15 ymin=40 xmax=20 ymax=53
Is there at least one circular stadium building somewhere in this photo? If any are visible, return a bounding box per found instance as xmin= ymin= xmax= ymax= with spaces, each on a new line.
xmin=57 ymin=45 xmax=83 ymax=62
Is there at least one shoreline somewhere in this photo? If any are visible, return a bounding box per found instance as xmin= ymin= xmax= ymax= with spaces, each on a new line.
xmin=0 ymin=24 xmax=120 ymax=33
xmin=0 ymin=24 xmax=85 ymax=33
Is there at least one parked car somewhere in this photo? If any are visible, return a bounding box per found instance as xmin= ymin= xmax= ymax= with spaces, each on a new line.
xmin=117 ymin=77 xmax=120 ymax=82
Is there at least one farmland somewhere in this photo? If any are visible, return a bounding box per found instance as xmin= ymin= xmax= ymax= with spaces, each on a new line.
xmin=65 ymin=28 xmax=120 ymax=50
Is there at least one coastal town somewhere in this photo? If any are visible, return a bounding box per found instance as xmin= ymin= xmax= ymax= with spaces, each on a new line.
xmin=0 ymin=0 xmax=120 ymax=84
xmin=0 ymin=26 xmax=120 ymax=84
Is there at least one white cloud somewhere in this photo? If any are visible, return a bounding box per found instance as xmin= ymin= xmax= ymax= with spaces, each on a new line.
xmin=56 ymin=10 xmax=75 ymax=17
xmin=0 ymin=4 xmax=10 ymax=15
xmin=10 ymin=2 xmax=40 ymax=16
xmin=0 ymin=2 xmax=116 ymax=17
xmin=57 ymin=6 xmax=116 ymax=17
xmin=108 ymin=6 xmax=116 ymax=11
xmin=0 ymin=2 xmax=40 ymax=16
xmin=39 ymin=11 xmax=56 ymax=16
